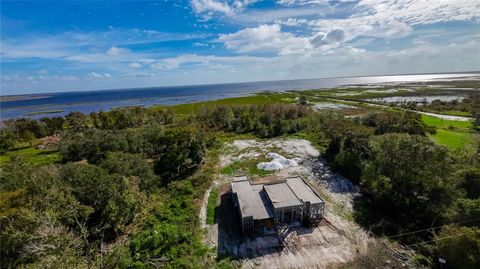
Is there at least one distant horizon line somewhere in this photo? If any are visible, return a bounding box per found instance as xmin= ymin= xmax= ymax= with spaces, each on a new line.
xmin=2 ymin=70 xmax=479 ymax=97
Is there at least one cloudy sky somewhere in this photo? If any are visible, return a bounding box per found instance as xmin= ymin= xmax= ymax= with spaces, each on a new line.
xmin=1 ymin=0 xmax=479 ymax=95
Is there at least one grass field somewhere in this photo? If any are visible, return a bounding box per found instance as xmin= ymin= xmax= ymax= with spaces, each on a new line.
xmin=421 ymin=115 xmax=475 ymax=149
xmin=0 ymin=147 xmax=61 ymax=166
xmin=24 ymin=109 xmax=64 ymax=116
xmin=206 ymin=189 xmax=218 ymax=225
xmin=429 ymin=129 xmax=474 ymax=149
xmin=436 ymin=110 xmax=472 ymax=117
xmin=421 ymin=115 xmax=472 ymax=129
xmin=153 ymin=92 xmax=296 ymax=114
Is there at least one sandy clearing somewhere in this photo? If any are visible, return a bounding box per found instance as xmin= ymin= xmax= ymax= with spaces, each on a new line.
xmin=219 ymin=139 xmax=320 ymax=168
xmin=204 ymin=138 xmax=375 ymax=269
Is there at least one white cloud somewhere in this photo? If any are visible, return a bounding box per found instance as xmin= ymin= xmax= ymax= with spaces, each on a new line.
xmin=310 ymin=29 xmax=345 ymax=48
xmin=215 ymin=0 xmax=480 ymax=56
xmin=277 ymin=0 xmax=330 ymax=6
xmin=274 ymin=18 xmax=309 ymax=26
xmin=218 ymin=24 xmax=311 ymax=55
xmin=107 ymin=46 xmax=129 ymax=56
xmin=356 ymin=0 xmax=480 ymax=25
xmin=218 ymin=0 xmax=480 ymax=55
xmin=218 ymin=24 xmax=356 ymax=55
xmin=191 ymin=0 xmax=259 ymax=18
xmin=129 ymin=62 xmax=143 ymax=68
xmin=191 ymin=0 xmax=233 ymax=16
xmin=88 ymin=72 xmax=103 ymax=78
xmin=307 ymin=0 xmax=479 ymax=44
xmin=88 ymin=72 xmax=112 ymax=79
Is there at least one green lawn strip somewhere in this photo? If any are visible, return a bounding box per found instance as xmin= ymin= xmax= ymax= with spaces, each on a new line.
xmin=421 ymin=115 xmax=474 ymax=150
xmin=206 ymin=188 xmax=218 ymax=225
xmin=423 ymin=110 xmax=471 ymax=117
xmin=0 ymin=147 xmax=61 ymax=166
xmin=428 ymin=129 xmax=474 ymax=150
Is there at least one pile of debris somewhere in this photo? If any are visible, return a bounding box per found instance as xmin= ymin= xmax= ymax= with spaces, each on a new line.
xmin=37 ymin=134 xmax=61 ymax=150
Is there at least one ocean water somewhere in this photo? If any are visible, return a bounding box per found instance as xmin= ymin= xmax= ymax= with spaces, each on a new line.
xmin=1 ymin=73 xmax=477 ymax=120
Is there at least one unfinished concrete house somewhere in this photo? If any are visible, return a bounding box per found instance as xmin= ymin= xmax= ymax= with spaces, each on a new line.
xmin=231 ymin=176 xmax=325 ymax=236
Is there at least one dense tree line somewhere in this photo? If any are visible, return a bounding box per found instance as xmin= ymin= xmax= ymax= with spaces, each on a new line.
xmin=421 ymin=94 xmax=480 ymax=115
xmin=196 ymin=104 xmax=311 ymax=137
xmin=0 ymin=158 xmax=144 ymax=268
xmin=59 ymin=126 xmax=214 ymax=185
xmin=1 ymin=117 xmax=65 ymax=148
xmin=1 ymin=126 xmax=215 ymax=268
xmin=0 ymin=107 xmax=174 ymax=153
xmin=311 ymin=116 xmax=480 ymax=268
xmin=90 ymin=108 xmax=174 ymax=130
xmin=361 ymin=111 xmax=435 ymax=135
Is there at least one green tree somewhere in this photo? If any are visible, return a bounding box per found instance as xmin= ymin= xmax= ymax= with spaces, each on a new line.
xmin=100 ymin=152 xmax=160 ymax=192
xmin=458 ymin=168 xmax=480 ymax=199
xmin=0 ymin=189 xmax=37 ymax=267
xmin=0 ymin=129 xmax=16 ymax=153
xmin=436 ymin=225 xmax=480 ymax=269
xmin=298 ymin=95 xmax=308 ymax=105
xmin=65 ymin=112 xmax=87 ymax=132
xmin=153 ymin=127 xmax=207 ymax=183
xmin=21 ymin=130 xmax=37 ymax=146
xmin=359 ymin=133 xmax=457 ymax=235
xmin=4 ymin=118 xmax=46 ymax=139
xmin=445 ymin=198 xmax=480 ymax=226
xmin=59 ymin=129 xmax=129 ymax=163
xmin=60 ymin=163 xmax=140 ymax=240
xmin=39 ymin=117 xmax=65 ymax=136
xmin=361 ymin=111 xmax=434 ymax=135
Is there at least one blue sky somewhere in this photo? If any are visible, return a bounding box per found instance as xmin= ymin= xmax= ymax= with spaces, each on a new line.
xmin=1 ymin=0 xmax=479 ymax=95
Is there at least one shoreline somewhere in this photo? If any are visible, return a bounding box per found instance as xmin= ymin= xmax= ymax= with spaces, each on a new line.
xmin=1 ymin=73 xmax=479 ymax=120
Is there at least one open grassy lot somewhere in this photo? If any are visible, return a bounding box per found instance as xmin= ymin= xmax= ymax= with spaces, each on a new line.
xmin=421 ymin=115 xmax=475 ymax=149
xmin=430 ymin=129 xmax=474 ymax=149
xmin=421 ymin=115 xmax=472 ymax=129
xmin=0 ymin=147 xmax=61 ymax=166
xmin=153 ymin=92 xmax=297 ymax=114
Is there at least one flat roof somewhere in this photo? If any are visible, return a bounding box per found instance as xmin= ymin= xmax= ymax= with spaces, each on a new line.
xmin=264 ymin=183 xmax=302 ymax=209
xmin=286 ymin=177 xmax=324 ymax=204
xmin=232 ymin=180 xmax=274 ymax=220
xmin=233 ymin=175 xmax=249 ymax=182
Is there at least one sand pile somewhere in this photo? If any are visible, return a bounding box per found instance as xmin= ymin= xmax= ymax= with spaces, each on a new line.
xmin=257 ymin=153 xmax=302 ymax=171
